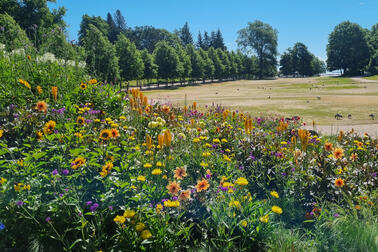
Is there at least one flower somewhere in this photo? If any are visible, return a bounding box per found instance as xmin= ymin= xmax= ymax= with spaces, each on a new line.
xmin=36 ymin=101 xmax=48 ymax=112
xmin=52 ymin=169 xmax=58 ymax=175
xmin=19 ymin=79 xmax=31 ymax=89
xmin=196 ymin=179 xmax=210 ymax=192
xmin=111 ymin=128 xmax=119 ymax=138
xmin=235 ymin=177 xmax=248 ymax=186
xmin=259 ymin=215 xmax=269 ymax=223
xmin=335 ymin=178 xmax=344 ymax=187
xmin=229 ymin=200 xmax=241 ymax=208
xmin=174 ymin=166 xmax=187 ymax=180
xmin=151 ymin=169 xmax=162 ymax=175
xmin=122 ymin=210 xmax=135 ymax=219
xmin=0 ymin=222 xmax=5 ymax=230
xmin=135 ymin=222 xmax=145 ymax=232
xmin=76 ymin=116 xmax=85 ymax=125
xmin=43 ymin=120 xmax=56 ymax=134
xmin=16 ymin=200 xmax=24 ymax=206
xmin=45 ymin=217 xmax=51 ymax=223
xmin=0 ymin=129 xmax=3 ymax=138
xmin=137 ymin=176 xmax=146 ymax=182
xmin=333 ymin=147 xmax=344 ymax=160
xmin=179 ymin=190 xmax=191 ymax=201
xmin=36 ymin=85 xmax=43 ymax=94
xmin=324 ymin=142 xmax=333 ymax=151
xmin=62 ymin=169 xmax=69 ymax=175
xmin=99 ymin=129 xmax=111 ymax=141
xmin=144 ymin=163 xmax=152 ymax=168
xmin=163 ymin=200 xmax=180 ymax=207
xmin=0 ymin=177 xmax=6 ymax=185
xmin=114 ymin=215 xmax=126 ymax=224
xmin=240 ymin=220 xmax=248 ymax=227
xmin=270 ymin=191 xmax=279 ymax=198
xmin=80 ymin=82 xmax=87 ymax=90
xmin=141 ymin=229 xmax=152 ymax=240
xmin=167 ymin=181 xmax=181 ymax=196
xmin=36 ymin=131 xmax=43 ymax=140
xmin=71 ymin=156 xmax=86 ymax=170
xmin=90 ymin=203 xmax=99 ymax=212
xmin=51 ymin=86 xmax=58 ymax=101
xmin=272 ymin=205 xmax=283 ymax=214
xmin=100 ymin=161 xmax=113 ymax=177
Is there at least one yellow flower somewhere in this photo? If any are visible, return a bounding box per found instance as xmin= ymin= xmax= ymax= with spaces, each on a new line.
xmin=36 ymin=85 xmax=43 ymax=94
xmin=156 ymin=203 xmax=163 ymax=214
xmin=123 ymin=209 xmax=136 ymax=219
xmin=151 ymin=169 xmax=162 ymax=175
xmin=143 ymin=163 xmax=152 ymax=168
xmin=141 ymin=230 xmax=152 ymax=240
xmin=223 ymin=155 xmax=231 ymax=162
xmin=164 ymin=200 xmax=180 ymax=207
xmin=213 ymin=138 xmax=220 ymax=143
xmin=156 ymin=161 xmax=163 ymax=167
xmin=193 ymin=138 xmax=200 ymax=143
xmin=240 ymin=220 xmax=248 ymax=227
xmin=272 ymin=205 xmax=283 ymax=214
xmin=259 ymin=215 xmax=269 ymax=223
xmin=0 ymin=177 xmax=7 ymax=185
xmin=200 ymin=161 xmax=209 ymax=168
xmin=43 ymin=120 xmax=56 ymax=134
xmin=235 ymin=177 xmax=248 ymax=186
xmin=270 ymin=191 xmax=279 ymax=198
xmin=221 ymin=138 xmax=228 ymax=143
xmin=137 ymin=176 xmax=146 ymax=182
xmin=202 ymin=151 xmax=211 ymax=157
xmin=0 ymin=129 xmax=3 ymax=138
xmin=229 ymin=200 xmax=241 ymax=209
xmin=135 ymin=222 xmax=145 ymax=232
xmin=114 ymin=215 xmax=126 ymax=224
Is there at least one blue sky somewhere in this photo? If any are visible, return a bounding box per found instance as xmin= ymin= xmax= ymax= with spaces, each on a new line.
xmin=49 ymin=0 xmax=378 ymax=60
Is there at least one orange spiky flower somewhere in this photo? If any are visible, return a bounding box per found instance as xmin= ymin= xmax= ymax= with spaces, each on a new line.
xmin=51 ymin=86 xmax=58 ymax=101
xmin=146 ymin=135 xmax=152 ymax=150
xmin=163 ymin=129 xmax=172 ymax=147
xmin=298 ymin=129 xmax=310 ymax=151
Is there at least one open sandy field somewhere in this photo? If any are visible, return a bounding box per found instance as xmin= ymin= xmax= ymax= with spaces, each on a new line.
xmin=144 ymin=77 xmax=378 ymax=136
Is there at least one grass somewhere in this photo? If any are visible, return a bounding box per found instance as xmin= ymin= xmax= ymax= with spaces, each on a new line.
xmin=364 ymin=75 xmax=378 ymax=80
xmin=315 ymin=76 xmax=354 ymax=84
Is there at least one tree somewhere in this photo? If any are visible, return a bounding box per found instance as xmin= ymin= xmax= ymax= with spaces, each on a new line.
xmin=212 ymin=29 xmax=226 ymax=50
xmin=78 ymin=15 xmax=109 ymax=45
xmin=203 ymin=31 xmax=211 ymax=50
xmin=0 ymin=0 xmax=66 ymax=47
xmin=367 ymin=23 xmax=378 ymax=74
xmin=0 ymin=13 xmax=32 ymax=51
xmin=217 ymin=48 xmax=230 ymax=79
xmin=115 ymin=34 xmax=144 ymax=84
xmin=140 ymin=49 xmax=157 ymax=83
xmin=153 ymin=41 xmax=182 ymax=82
xmin=106 ymin=13 xmax=118 ymax=43
xmin=114 ymin=9 xmax=127 ymax=31
xmin=326 ymin=21 xmax=370 ymax=75
xmin=237 ymin=20 xmax=278 ymax=79
xmin=39 ymin=25 xmax=76 ymax=60
xmin=196 ymin=32 xmax=203 ymax=49
xmin=279 ymin=50 xmax=293 ymax=76
xmin=177 ymin=45 xmax=192 ymax=84
xmin=208 ymin=46 xmax=224 ymax=81
xmin=83 ymin=24 xmax=119 ymax=82
xmin=292 ymin=42 xmax=313 ymax=76
xmin=186 ymin=44 xmax=204 ymax=81
xmin=178 ymin=22 xmax=193 ymax=46
xmin=311 ymin=56 xmax=327 ymax=75
xmin=199 ymin=48 xmax=215 ymax=82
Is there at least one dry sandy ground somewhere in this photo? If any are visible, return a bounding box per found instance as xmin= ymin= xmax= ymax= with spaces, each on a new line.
xmin=145 ymin=77 xmax=378 ymax=136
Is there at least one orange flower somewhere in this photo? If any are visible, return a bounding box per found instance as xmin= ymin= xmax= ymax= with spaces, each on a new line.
xmin=174 ymin=166 xmax=187 ymax=180
xmin=335 ymin=178 xmax=344 ymax=187
xmin=43 ymin=120 xmax=56 ymax=134
xmin=196 ymin=179 xmax=210 ymax=192
xmin=333 ymin=148 xmax=344 ymax=159
xmin=349 ymin=153 xmax=358 ymax=161
xmin=80 ymin=82 xmax=87 ymax=90
xmin=166 ymin=181 xmax=181 ymax=196
xmin=324 ymin=142 xmax=333 ymax=152
xmin=179 ymin=190 xmax=191 ymax=201
xmin=76 ymin=116 xmax=85 ymax=125
xmin=111 ymin=128 xmax=120 ymax=138
xmin=36 ymin=101 xmax=48 ymax=112
xmin=99 ymin=129 xmax=111 ymax=141
xmin=51 ymin=86 xmax=58 ymax=101
xmin=36 ymin=85 xmax=43 ymax=94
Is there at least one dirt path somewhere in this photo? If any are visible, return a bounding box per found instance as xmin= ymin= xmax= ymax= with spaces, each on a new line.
xmin=350 ymin=77 xmax=378 ymax=83
xmin=303 ymin=123 xmax=378 ymax=137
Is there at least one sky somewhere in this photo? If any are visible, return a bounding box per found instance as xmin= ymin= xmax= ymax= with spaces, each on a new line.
xmin=49 ymin=0 xmax=378 ymax=60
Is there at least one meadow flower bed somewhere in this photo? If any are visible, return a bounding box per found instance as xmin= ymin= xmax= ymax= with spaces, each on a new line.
xmin=0 ymin=54 xmax=377 ymax=251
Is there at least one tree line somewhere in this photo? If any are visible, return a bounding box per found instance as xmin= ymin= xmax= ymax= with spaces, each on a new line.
xmin=1 ymin=1 xmax=377 ymax=85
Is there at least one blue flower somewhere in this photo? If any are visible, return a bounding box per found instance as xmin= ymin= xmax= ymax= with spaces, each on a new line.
xmin=0 ymin=222 xmax=5 ymax=230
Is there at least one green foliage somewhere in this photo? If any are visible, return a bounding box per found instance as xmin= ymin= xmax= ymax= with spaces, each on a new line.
xmin=78 ymin=14 xmax=110 ymax=46
xmin=367 ymin=23 xmax=378 ymax=74
xmin=140 ymin=49 xmax=158 ymax=82
xmin=186 ymin=44 xmax=203 ymax=80
xmin=208 ymin=46 xmax=225 ymax=80
xmin=115 ymin=34 xmax=144 ymax=81
xmin=0 ymin=13 xmax=32 ymax=51
xmin=153 ymin=41 xmax=182 ymax=80
xmin=199 ymin=48 xmax=215 ymax=81
xmin=327 ymin=21 xmax=370 ymax=75
xmin=237 ymin=20 xmax=278 ymax=79
xmin=178 ymin=22 xmax=193 ymax=46
xmin=83 ymin=24 xmax=119 ymax=82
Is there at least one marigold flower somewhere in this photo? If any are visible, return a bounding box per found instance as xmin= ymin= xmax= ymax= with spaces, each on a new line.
xmin=151 ymin=168 xmax=162 ymax=175
xmin=135 ymin=222 xmax=145 ymax=232
xmin=349 ymin=153 xmax=358 ymax=161
xmin=259 ymin=215 xmax=269 ymax=223
xmin=174 ymin=166 xmax=187 ymax=180
xmin=196 ymin=179 xmax=210 ymax=192
xmin=167 ymin=181 xmax=181 ymax=196
xmin=272 ymin=205 xmax=283 ymax=214
xmin=270 ymin=191 xmax=279 ymax=198
xmin=324 ymin=142 xmax=333 ymax=151
xmin=137 ymin=176 xmax=146 ymax=182
xmin=335 ymin=178 xmax=344 ymax=187
xmin=123 ymin=209 xmax=136 ymax=219
xmin=36 ymin=101 xmax=48 ymax=112
xmin=179 ymin=190 xmax=191 ymax=201
xmin=235 ymin=177 xmax=248 ymax=186
xmin=114 ymin=215 xmax=126 ymax=224
xmin=141 ymin=230 xmax=152 ymax=240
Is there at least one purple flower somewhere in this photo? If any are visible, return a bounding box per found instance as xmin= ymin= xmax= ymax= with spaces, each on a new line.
xmin=281 ymin=172 xmax=287 ymax=176
xmin=85 ymin=119 xmax=93 ymax=124
xmin=206 ymin=173 xmax=211 ymax=179
xmin=334 ymin=213 xmax=340 ymax=218
xmin=90 ymin=203 xmax=99 ymax=212
xmin=52 ymin=169 xmax=58 ymax=175
xmin=86 ymin=201 xmax=93 ymax=206
xmin=0 ymin=223 xmax=5 ymax=230
xmin=62 ymin=169 xmax=69 ymax=175
xmin=291 ymin=167 xmax=296 ymax=172
xmin=161 ymin=198 xmax=168 ymax=203
xmin=219 ymin=186 xmax=228 ymax=192
xmin=371 ymin=172 xmax=377 ymax=177
xmin=45 ymin=217 xmax=51 ymax=223
xmin=249 ymin=154 xmax=256 ymax=161
xmin=108 ymin=206 xmax=113 ymax=211
xmin=172 ymin=196 xmax=178 ymax=201
xmin=78 ymin=212 xmax=83 ymax=217
xmin=59 ymin=193 xmax=64 ymax=197
xmin=16 ymin=200 xmax=24 ymax=206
